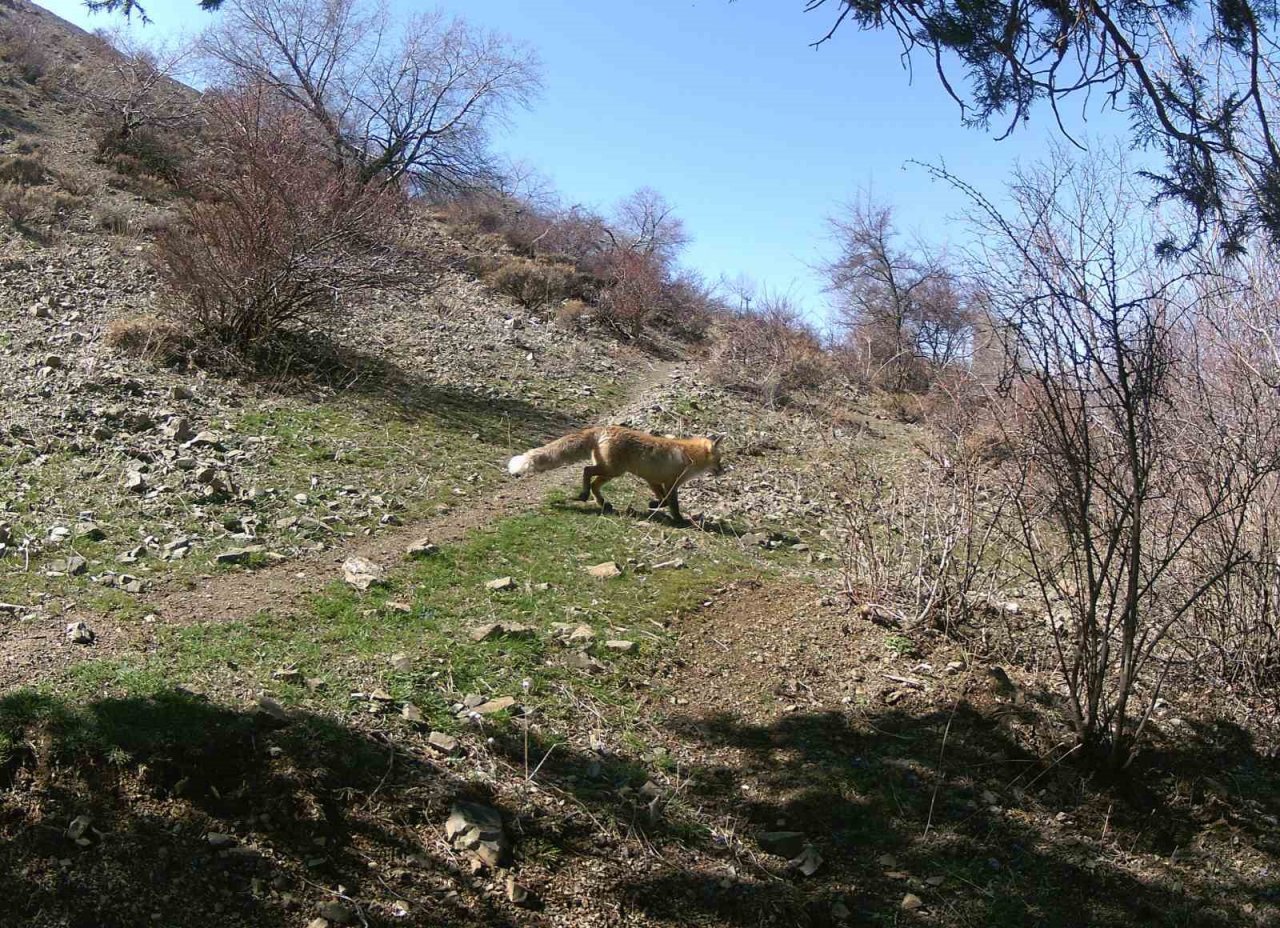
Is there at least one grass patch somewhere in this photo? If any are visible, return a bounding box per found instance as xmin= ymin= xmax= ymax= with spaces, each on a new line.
xmin=12 ymin=503 xmax=762 ymax=760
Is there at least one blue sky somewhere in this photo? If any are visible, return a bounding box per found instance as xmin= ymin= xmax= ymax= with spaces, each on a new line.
xmin=35 ymin=0 xmax=1133 ymax=323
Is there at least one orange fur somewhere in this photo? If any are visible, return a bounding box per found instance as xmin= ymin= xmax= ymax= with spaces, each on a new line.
xmin=507 ymin=426 xmax=724 ymax=521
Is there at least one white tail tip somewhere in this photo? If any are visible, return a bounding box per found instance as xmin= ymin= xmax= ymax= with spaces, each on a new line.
xmin=507 ymin=454 xmax=530 ymax=476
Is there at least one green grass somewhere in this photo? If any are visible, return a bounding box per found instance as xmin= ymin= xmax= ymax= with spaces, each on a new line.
xmin=5 ymin=501 xmax=765 ymax=760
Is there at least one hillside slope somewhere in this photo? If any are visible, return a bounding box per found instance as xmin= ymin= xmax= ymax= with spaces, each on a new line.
xmin=1 ymin=4 xmax=1278 ymax=928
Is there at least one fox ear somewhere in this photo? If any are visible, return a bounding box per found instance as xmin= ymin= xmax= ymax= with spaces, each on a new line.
xmin=710 ymin=434 xmax=724 ymax=449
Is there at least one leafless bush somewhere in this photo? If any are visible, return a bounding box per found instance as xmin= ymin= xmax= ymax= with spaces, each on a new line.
xmin=104 ymin=314 xmax=193 ymax=363
xmin=0 ymin=155 xmax=48 ymax=186
xmin=85 ymin=29 xmax=197 ymax=165
xmin=943 ymin=150 xmax=1280 ymax=771
xmin=56 ymin=168 xmax=102 ymax=198
xmin=826 ymin=194 xmax=972 ymax=393
xmin=153 ymin=86 xmax=407 ymax=349
xmin=709 ymin=292 xmax=829 ymax=405
xmin=93 ymin=204 xmax=132 ymax=234
xmin=0 ymin=183 xmax=49 ymax=228
xmin=840 ymin=442 xmax=1011 ymax=638
xmin=487 ymin=257 xmax=581 ymax=310
xmin=0 ymin=19 xmax=49 ymax=85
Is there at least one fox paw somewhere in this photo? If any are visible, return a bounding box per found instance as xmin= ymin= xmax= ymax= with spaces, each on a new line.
xmin=600 ymin=502 xmax=615 ymax=515
xmin=647 ymin=499 xmax=662 ymax=510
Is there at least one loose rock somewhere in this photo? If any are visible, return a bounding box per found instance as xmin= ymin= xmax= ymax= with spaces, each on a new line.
xmin=445 ymin=802 xmax=508 ymax=869
xmin=342 ymin=556 xmax=385 ymax=591
xmin=66 ymin=621 xmax=95 ymax=645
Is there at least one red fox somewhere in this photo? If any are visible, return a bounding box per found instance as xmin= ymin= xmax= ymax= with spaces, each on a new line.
xmin=507 ymin=426 xmax=724 ymax=522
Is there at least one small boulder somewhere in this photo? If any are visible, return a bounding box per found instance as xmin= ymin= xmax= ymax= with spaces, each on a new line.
xmin=406 ymin=538 xmax=438 ymax=558
xmin=445 ymin=802 xmax=508 ymax=869
xmin=485 ymin=576 xmax=515 ymax=591
xmin=342 ymin=556 xmax=385 ymax=591
xmin=216 ymin=546 xmax=265 ymax=566
xmin=470 ymin=696 xmax=516 ymax=715
xmin=428 ymin=731 xmax=459 ymax=755
xmin=469 ymin=621 xmax=534 ymax=642
xmin=586 ymin=561 xmax=621 ymax=579
xmin=604 ymin=639 xmax=636 ymax=653
xmin=316 ymin=901 xmax=355 ymax=924
xmin=66 ymin=621 xmax=95 ymax=645
xmin=758 ymin=831 xmax=807 ymax=859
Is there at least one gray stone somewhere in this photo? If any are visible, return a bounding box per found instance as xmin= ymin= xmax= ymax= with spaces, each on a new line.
xmin=73 ymin=522 xmax=105 ymax=541
xmin=604 ymin=639 xmax=637 ymax=653
xmin=342 ymin=556 xmax=385 ymax=591
xmin=66 ymin=621 xmax=95 ymax=645
xmin=406 ymin=538 xmax=438 ymax=557
xmin=216 ymin=546 xmax=265 ymax=566
xmin=586 ymin=561 xmax=621 ymax=578
xmin=506 ymin=874 xmax=530 ymax=906
xmin=485 ymin=576 xmax=515 ymax=591
xmin=427 ymin=731 xmax=459 ymax=755
xmin=316 ymin=901 xmax=355 ymax=924
xmin=758 ymin=831 xmax=806 ymax=858
xmin=255 ymin=695 xmax=290 ymax=722
xmin=469 ymin=622 xmax=534 ymax=642
xmin=445 ymin=802 xmax=508 ymax=869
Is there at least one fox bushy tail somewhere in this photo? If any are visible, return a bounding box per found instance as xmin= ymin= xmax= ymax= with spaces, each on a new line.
xmin=507 ymin=428 xmax=598 ymax=476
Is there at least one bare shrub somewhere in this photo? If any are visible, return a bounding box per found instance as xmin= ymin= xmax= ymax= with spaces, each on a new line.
xmin=0 ymin=155 xmax=48 ymax=186
xmin=96 ymin=127 xmax=185 ymax=186
xmin=86 ymin=29 xmax=197 ymax=137
xmin=841 ymin=441 xmax=1011 ymax=639
xmin=709 ymin=293 xmax=829 ymax=405
xmin=104 ymin=314 xmax=193 ymax=363
xmin=153 ymin=86 xmax=406 ymax=349
xmin=93 ymin=204 xmax=132 ymax=234
xmin=0 ymin=20 xmax=48 ymax=84
xmin=56 ymin=168 xmax=102 ymax=198
xmin=555 ymin=298 xmax=589 ymax=329
xmin=0 ymin=183 xmax=47 ymax=228
xmin=48 ymin=191 xmax=85 ymax=229
xmin=487 ymin=257 xmax=580 ymax=310
xmin=944 ymin=150 xmax=1280 ymax=771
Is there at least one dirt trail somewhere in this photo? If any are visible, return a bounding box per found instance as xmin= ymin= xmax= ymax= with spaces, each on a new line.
xmin=0 ymin=358 xmax=682 ymax=684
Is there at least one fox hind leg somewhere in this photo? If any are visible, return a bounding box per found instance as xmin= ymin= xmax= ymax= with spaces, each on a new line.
xmin=647 ymin=481 xmax=667 ymax=510
xmin=590 ymin=473 xmax=615 ymax=513
xmin=577 ymin=465 xmax=601 ymax=502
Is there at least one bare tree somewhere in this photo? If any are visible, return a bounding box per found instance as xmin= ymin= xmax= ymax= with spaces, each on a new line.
xmin=83 ymin=29 xmax=198 ymax=150
xmin=948 ymin=149 xmax=1280 ymax=770
xmin=825 ymin=195 xmax=970 ymax=391
xmin=200 ymin=0 xmax=540 ymax=193
xmin=609 ymin=187 xmax=689 ymax=266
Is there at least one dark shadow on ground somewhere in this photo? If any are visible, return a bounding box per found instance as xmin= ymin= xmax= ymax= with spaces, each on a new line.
xmin=549 ymin=497 xmax=757 ymax=540
xmin=0 ymin=689 xmax=521 ymax=928
xmin=493 ymin=699 xmax=1280 ymax=927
